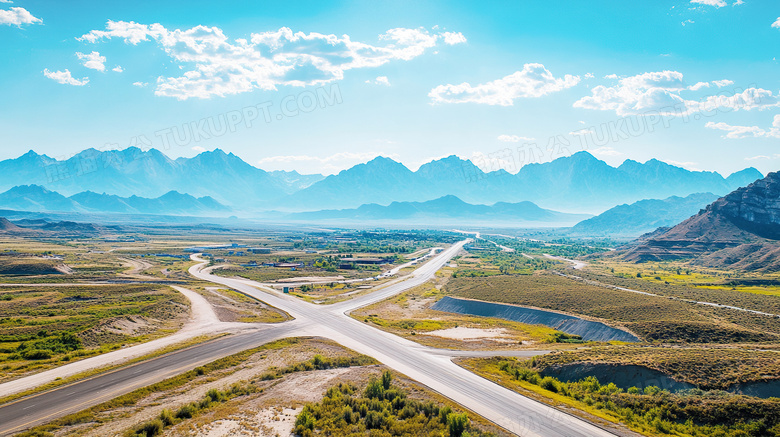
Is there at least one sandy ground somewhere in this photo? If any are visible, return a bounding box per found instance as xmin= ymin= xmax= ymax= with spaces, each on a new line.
xmin=425 ymin=326 xmax=511 ymax=340
xmin=0 ymin=286 xmax=268 ymax=398
xmin=274 ymin=275 xmax=345 ymax=283
xmin=63 ymin=339 xmax=367 ymax=437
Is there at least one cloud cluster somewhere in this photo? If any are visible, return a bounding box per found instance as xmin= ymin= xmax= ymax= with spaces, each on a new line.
xmin=574 ymin=71 xmax=778 ymax=116
xmin=79 ymin=21 xmax=465 ymax=100
xmin=690 ymin=0 xmax=727 ymax=7
xmin=366 ymin=76 xmax=391 ymax=86
xmin=43 ymin=69 xmax=89 ymax=86
xmin=497 ymin=134 xmax=534 ymax=142
xmin=428 ymin=63 xmax=580 ymax=106
xmin=76 ymin=51 xmax=106 ymax=71
xmin=0 ymin=6 xmax=41 ymax=26
xmin=706 ymin=115 xmax=780 ymax=139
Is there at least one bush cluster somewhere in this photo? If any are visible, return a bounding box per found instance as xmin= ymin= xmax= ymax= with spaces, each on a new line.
xmin=495 ymin=359 xmax=780 ymax=436
xmin=294 ymin=370 xmax=490 ymax=437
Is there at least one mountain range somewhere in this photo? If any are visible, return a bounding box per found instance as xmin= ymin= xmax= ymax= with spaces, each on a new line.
xmin=0 ymin=148 xmax=763 ymax=214
xmin=287 ymin=195 xmax=591 ymax=226
xmin=0 ymin=185 xmax=229 ymax=216
xmin=570 ymin=192 xmax=721 ymax=237
xmin=614 ymin=172 xmax=780 ymax=271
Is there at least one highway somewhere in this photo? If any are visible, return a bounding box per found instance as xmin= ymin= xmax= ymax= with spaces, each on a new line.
xmin=0 ymin=240 xmax=617 ymax=437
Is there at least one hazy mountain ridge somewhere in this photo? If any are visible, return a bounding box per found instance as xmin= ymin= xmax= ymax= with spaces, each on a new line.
xmin=0 ymin=148 xmax=323 ymax=208
xmin=0 ymin=185 xmax=230 ymax=216
xmin=287 ymin=195 xmax=591 ymax=226
xmin=571 ymin=193 xmax=721 ymax=237
xmin=0 ymin=148 xmax=763 ymax=214
xmin=281 ymin=152 xmax=762 ymax=212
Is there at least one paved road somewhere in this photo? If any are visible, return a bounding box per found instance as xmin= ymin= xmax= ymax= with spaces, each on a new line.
xmin=0 ymin=325 xmax=296 ymax=435
xmin=188 ymin=242 xmax=616 ymax=437
xmin=0 ymin=240 xmax=616 ymax=437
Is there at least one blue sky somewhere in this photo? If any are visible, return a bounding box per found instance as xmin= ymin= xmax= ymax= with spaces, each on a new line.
xmin=1 ymin=0 xmax=779 ymax=175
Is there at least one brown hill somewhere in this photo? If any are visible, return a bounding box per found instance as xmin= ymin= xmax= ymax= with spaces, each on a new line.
xmin=0 ymin=217 xmax=22 ymax=232
xmin=617 ymin=171 xmax=780 ymax=271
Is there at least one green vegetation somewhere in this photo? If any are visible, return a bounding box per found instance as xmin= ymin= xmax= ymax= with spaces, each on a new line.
xmin=0 ymin=258 xmax=63 ymax=275
xmin=527 ymin=346 xmax=780 ymax=389
xmin=451 ymin=250 xmax=556 ymax=277
xmin=126 ymin=384 xmax=257 ymax=437
xmin=464 ymin=357 xmax=780 ymax=437
xmin=293 ymin=370 xmax=492 ymax=437
xmin=17 ymin=338 xmax=374 ymax=437
xmin=0 ymin=285 xmax=187 ymax=380
xmin=445 ymin=272 xmax=780 ymax=343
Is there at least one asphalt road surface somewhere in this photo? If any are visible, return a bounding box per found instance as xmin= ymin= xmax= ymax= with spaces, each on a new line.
xmin=0 ymin=241 xmax=616 ymax=437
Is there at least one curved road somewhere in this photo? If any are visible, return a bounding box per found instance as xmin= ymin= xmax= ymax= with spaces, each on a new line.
xmin=0 ymin=240 xmax=616 ymax=437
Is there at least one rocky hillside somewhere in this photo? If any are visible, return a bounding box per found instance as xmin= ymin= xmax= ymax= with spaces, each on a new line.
xmin=616 ymin=172 xmax=780 ymax=271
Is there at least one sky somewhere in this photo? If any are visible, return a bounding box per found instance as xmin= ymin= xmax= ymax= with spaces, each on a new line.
xmin=1 ymin=0 xmax=779 ymax=176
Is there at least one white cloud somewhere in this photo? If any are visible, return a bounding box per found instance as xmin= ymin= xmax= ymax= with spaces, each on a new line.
xmin=366 ymin=76 xmax=390 ymax=86
xmin=497 ymin=134 xmax=534 ymax=142
xmin=745 ymin=154 xmax=780 ymax=161
xmin=575 ymin=70 xmax=777 ymax=116
xmin=705 ymin=115 xmax=780 ymax=139
xmin=112 ymin=65 xmax=124 ymax=73
xmin=690 ymin=0 xmax=726 ymax=7
xmin=0 ymin=1 xmax=14 ymax=3
xmin=569 ymin=127 xmax=594 ymax=136
xmin=591 ymin=146 xmax=623 ymax=157
xmin=574 ymin=70 xmax=686 ymax=116
xmin=773 ymin=18 xmax=780 ymax=29
xmin=76 ymin=51 xmax=106 ymax=72
xmin=688 ymin=79 xmax=732 ymax=90
xmin=584 ymin=73 xmax=595 ymax=79
xmin=132 ymin=81 xmax=148 ymax=87
xmin=604 ymin=74 xmax=619 ymax=79
xmin=442 ymin=31 xmax=467 ymax=45
xmin=0 ymin=6 xmax=41 ymax=26
xmin=79 ymin=21 xmax=463 ymax=100
xmin=43 ymin=69 xmax=89 ymax=86
xmin=682 ymin=19 xmax=695 ymax=26
xmin=697 ymin=87 xmax=780 ymax=112
xmin=192 ymin=146 xmax=206 ymax=152
xmin=429 ymin=63 xmax=580 ymax=106
xmin=689 ymin=82 xmax=709 ymax=91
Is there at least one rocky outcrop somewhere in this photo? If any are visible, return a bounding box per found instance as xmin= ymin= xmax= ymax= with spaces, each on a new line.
xmin=616 ymin=172 xmax=780 ymax=271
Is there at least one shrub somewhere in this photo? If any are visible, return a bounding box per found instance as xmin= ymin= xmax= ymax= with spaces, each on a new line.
xmin=158 ymin=409 xmax=175 ymax=427
xmin=21 ymin=349 xmax=52 ymax=360
xmin=175 ymin=403 xmax=196 ymax=419
xmin=381 ymin=370 xmax=392 ymax=390
xmin=133 ymin=418 xmax=163 ymax=437
xmin=539 ymin=377 xmax=559 ymax=393
xmin=448 ymin=412 xmax=469 ymax=437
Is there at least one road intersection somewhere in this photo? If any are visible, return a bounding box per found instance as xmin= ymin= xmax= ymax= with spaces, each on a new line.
xmin=0 ymin=240 xmax=616 ymax=436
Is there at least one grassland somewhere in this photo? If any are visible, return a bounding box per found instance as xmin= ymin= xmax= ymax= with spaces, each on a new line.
xmin=445 ymin=272 xmax=780 ymax=344
xmin=460 ymin=356 xmax=780 ymax=437
xmin=352 ymin=269 xmax=582 ymax=350
xmin=0 ymin=284 xmax=188 ymax=381
xmin=527 ymin=345 xmax=780 ymax=389
xmin=17 ymin=337 xmax=506 ymax=437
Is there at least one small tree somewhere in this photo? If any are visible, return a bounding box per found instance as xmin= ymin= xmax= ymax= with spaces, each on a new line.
xmin=381 ymin=370 xmax=392 ymax=390
xmin=448 ymin=412 xmax=469 ymax=437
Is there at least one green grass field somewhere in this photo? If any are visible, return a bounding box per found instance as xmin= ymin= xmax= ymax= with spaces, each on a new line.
xmin=0 ymin=284 xmax=187 ymax=381
xmin=445 ymin=272 xmax=780 ymax=344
